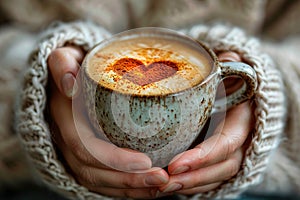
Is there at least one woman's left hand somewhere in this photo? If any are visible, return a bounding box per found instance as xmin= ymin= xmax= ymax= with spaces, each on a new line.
xmin=159 ymin=52 xmax=255 ymax=195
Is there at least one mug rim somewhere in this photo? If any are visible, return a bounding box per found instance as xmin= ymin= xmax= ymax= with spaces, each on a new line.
xmin=82 ymin=27 xmax=220 ymax=97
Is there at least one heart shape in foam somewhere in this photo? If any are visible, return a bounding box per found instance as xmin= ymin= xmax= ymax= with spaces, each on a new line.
xmin=109 ymin=58 xmax=179 ymax=86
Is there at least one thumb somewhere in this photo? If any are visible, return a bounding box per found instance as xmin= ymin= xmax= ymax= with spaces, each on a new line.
xmin=48 ymin=46 xmax=84 ymax=98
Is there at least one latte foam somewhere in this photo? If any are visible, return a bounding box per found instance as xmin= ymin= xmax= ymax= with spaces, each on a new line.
xmin=86 ymin=36 xmax=212 ymax=96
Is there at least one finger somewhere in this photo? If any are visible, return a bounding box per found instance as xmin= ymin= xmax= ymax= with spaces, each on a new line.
xmin=168 ymin=101 xmax=253 ymax=174
xmin=60 ymin=141 xmax=168 ymax=191
xmin=217 ymin=51 xmax=244 ymax=95
xmin=50 ymin=86 xmax=110 ymax=170
xmin=176 ymin=182 xmax=221 ymax=195
xmin=88 ymin=186 xmax=160 ymax=199
xmin=50 ymin=85 xmax=152 ymax=172
xmin=73 ymin=165 xmax=168 ymax=189
xmin=48 ymin=46 xmax=84 ymax=98
xmin=160 ymin=149 xmax=243 ymax=193
xmin=217 ymin=51 xmax=241 ymax=62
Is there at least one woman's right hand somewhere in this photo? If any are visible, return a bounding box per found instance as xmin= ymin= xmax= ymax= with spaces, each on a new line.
xmin=47 ymin=46 xmax=169 ymax=199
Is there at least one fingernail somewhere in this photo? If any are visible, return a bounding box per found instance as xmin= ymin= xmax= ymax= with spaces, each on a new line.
xmin=162 ymin=183 xmax=182 ymax=193
xmin=171 ymin=166 xmax=190 ymax=175
xmin=145 ymin=174 xmax=168 ymax=186
xmin=61 ymin=73 xmax=77 ymax=98
xmin=127 ymin=162 xmax=151 ymax=171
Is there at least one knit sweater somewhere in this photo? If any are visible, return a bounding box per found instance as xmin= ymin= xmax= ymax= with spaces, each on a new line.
xmin=1 ymin=0 xmax=300 ymax=199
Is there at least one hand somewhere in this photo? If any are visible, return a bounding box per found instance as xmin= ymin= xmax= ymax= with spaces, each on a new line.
xmin=159 ymin=51 xmax=255 ymax=195
xmin=47 ymin=46 xmax=169 ymax=199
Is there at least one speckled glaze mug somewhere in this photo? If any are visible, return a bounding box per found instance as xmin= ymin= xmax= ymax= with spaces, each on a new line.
xmin=81 ymin=28 xmax=257 ymax=167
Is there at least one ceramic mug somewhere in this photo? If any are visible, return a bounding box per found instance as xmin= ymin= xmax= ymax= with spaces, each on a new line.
xmin=80 ymin=27 xmax=257 ymax=167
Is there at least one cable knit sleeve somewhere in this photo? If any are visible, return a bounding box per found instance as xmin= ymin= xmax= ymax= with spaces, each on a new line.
xmin=179 ymin=24 xmax=286 ymax=199
xmin=14 ymin=21 xmax=117 ymax=200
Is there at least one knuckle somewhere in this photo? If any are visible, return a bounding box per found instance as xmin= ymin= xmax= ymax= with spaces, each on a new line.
xmin=228 ymin=163 xmax=240 ymax=178
xmin=219 ymin=132 xmax=232 ymax=160
xmin=220 ymin=132 xmax=241 ymax=160
xmin=48 ymin=48 xmax=70 ymax=69
xmin=227 ymin=137 xmax=239 ymax=153
xmin=196 ymin=144 xmax=209 ymax=161
xmin=67 ymin=138 xmax=91 ymax=163
xmin=227 ymin=155 xmax=242 ymax=178
xmin=120 ymin=174 xmax=141 ymax=188
xmin=67 ymin=137 xmax=79 ymax=150
xmin=121 ymin=178 xmax=134 ymax=188
xmin=67 ymin=138 xmax=82 ymax=156
xmin=48 ymin=49 xmax=63 ymax=64
xmin=77 ymin=152 xmax=95 ymax=165
xmin=77 ymin=168 xmax=98 ymax=187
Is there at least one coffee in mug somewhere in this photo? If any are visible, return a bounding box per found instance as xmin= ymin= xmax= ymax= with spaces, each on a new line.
xmin=87 ymin=36 xmax=212 ymax=96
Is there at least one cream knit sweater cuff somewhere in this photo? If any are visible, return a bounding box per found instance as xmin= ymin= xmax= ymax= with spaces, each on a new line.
xmin=180 ymin=24 xmax=286 ymax=199
xmin=15 ymin=22 xmax=286 ymax=200
xmin=15 ymin=21 xmax=114 ymax=200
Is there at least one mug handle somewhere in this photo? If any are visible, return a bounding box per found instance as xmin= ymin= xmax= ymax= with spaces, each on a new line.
xmin=212 ymin=62 xmax=257 ymax=114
